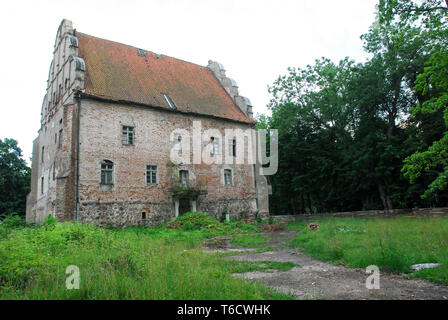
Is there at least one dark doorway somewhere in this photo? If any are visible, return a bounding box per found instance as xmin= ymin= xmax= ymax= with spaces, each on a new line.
xmin=179 ymin=198 xmax=191 ymax=216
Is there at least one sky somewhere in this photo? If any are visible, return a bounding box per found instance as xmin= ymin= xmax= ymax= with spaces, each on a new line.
xmin=0 ymin=0 xmax=378 ymax=163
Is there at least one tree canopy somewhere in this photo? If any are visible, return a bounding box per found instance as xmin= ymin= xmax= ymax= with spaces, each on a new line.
xmin=0 ymin=138 xmax=31 ymax=217
xmin=261 ymin=0 xmax=448 ymax=214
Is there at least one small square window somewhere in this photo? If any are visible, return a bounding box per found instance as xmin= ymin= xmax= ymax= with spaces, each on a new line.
xmin=146 ymin=165 xmax=157 ymax=184
xmin=122 ymin=126 xmax=134 ymax=145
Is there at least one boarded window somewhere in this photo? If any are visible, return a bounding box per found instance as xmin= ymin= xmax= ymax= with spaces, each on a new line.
xmin=224 ymin=169 xmax=232 ymax=186
xmin=146 ymin=165 xmax=157 ymax=184
xmin=122 ymin=126 xmax=134 ymax=145
xmin=162 ymin=93 xmax=177 ymax=110
xmin=179 ymin=170 xmax=189 ymax=187
xmin=101 ymin=161 xmax=114 ymax=185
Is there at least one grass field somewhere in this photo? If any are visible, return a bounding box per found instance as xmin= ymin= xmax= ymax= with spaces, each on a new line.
xmin=0 ymin=213 xmax=293 ymax=300
xmin=287 ymin=216 xmax=448 ymax=284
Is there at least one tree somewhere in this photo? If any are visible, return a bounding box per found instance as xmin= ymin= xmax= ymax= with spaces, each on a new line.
xmin=0 ymin=138 xmax=31 ymax=217
xmin=402 ymin=48 xmax=448 ymax=199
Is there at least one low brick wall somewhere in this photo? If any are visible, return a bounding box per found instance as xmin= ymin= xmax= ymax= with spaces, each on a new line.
xmin=272 ymin=207 xmax=448 ymax=222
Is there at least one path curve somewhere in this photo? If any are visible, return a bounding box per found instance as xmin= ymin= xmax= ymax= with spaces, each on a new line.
xmin=215 ymin=231 xmax=448 ymax=300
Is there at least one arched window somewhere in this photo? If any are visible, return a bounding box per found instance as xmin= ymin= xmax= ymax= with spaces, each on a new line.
xmin=100 ymin=160 xmax=113 ymax=185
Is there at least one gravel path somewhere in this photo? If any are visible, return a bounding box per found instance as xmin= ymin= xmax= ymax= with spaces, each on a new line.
xmin=210 ymin=230 xmax=448 ymax=300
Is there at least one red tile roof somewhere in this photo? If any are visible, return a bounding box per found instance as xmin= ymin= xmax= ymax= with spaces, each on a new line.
xmin=77 ymin=33 xmax=253 ymax=123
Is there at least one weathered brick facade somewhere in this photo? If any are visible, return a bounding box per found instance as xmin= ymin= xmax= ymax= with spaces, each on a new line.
xmin=26 ymin=19 xmax=270 ymax=227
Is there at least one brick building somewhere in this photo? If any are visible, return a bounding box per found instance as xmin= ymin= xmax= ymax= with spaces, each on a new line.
xmin=26 ymin=19 xmax=270 ymax=227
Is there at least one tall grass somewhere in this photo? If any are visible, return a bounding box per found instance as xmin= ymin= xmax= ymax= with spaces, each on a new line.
xmin=0 ymin=216 xmax=292 ymax=300
xmin=288 ymin=216 xmax=448 ymax=284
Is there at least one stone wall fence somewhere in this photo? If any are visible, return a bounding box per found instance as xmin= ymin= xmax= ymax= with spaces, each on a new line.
xmin=271 ymin=207 xmax=448 ymax=223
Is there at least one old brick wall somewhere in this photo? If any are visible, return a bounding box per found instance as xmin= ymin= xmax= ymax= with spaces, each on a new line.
xmin=77 ymin=98 xmax=259 ymax=227
xmin=27 ymin=19 xmax=84 ymax=223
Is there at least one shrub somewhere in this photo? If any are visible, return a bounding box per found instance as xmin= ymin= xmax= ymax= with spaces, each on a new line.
xmin=165 ymin=212 xmax=223 ymax=232
xmin=0 ymin=214 xmax=26 ymax=228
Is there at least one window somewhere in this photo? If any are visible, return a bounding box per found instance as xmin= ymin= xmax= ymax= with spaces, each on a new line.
xmin=137 ymin=48 xmax=147 ymax=57
xmin=58 ymin=129 xmax=63 ymax=149
xmin=122 ymin=126 xmax=134 ymax=145
xmin=162 ymin=93 xmax=177 ymax=110
xmin=230 ymin=139 xmax=236 ymax=157
xmin=41 ymin=146 xmax=44 ymax=163
xmin=179 ymin=170 xmax=189 ymax=187
xmin=101 ymin=161 xmax=114 ymax=185
xmin=53 ymin=162 xmax=56 ymax=180
xmin=210 ymin=137 xmax=219 ymax=155
xmin=224 ymin=169 xmax=232 ymax=186
xmin=174 ymin=135 xmax=182 ymax=151
xmin=40 ymin=177 xmax=44 ymax=195
xmin=146 ymin=165 xmax=157 ymax=184
xmin=141 ymin=212 xmax=147 ymax=220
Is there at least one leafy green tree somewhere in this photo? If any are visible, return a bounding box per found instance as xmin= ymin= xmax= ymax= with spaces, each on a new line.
xmin=0 ymin=138 xmax=31 ymax=217
xmin=403 ymin=48 xmax=448 ymax=199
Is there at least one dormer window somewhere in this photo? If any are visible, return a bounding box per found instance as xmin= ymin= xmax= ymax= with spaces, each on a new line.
xmin=137 ymin=48 xmax=147 ymax=57
xmin=162 ymin=93 xmax=177 ymax=110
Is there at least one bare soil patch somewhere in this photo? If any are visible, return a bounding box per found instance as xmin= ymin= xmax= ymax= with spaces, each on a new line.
xmin=210 ymin=230 xmax=448 ymax=300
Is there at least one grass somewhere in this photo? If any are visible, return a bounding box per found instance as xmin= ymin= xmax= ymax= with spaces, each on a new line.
xmin=287 ymin=216 xmax=448 ymax=284
xmin=226 ymin=260 xmax=296 ymax=273
xmin=230 ymin=235 xmax=268 ymax=247
xmin=0 ymin=213 xmax=294 ymax=300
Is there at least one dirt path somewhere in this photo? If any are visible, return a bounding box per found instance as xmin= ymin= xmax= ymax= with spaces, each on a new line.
xmin=207 ymin=230 xmax=448 ymax=300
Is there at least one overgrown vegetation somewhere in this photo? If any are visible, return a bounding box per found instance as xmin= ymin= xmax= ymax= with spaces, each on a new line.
xmin=0 ymin=138 xmax=30 ymax=218
xmin=260 ymin=0 xmax=448 ymax=214
xmin=0 ymin=213 xmax=293 ymax=300
xmin=231 ymin=235 xmax=268 ymax=247
xmin=287 ymin=216 xmax=448 ymax=284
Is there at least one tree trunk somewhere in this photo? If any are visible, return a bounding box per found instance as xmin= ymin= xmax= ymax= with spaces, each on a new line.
xmin=377 ymin=182 xmax=392 ymax=211
xmin=307 ymin=193 xmax=313 ymax=214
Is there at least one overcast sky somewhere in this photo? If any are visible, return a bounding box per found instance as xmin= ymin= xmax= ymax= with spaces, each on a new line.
xmin=0 ymin=0 xmax=378 ymax=163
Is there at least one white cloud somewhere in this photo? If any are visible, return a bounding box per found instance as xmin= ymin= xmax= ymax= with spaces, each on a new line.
xmin=0 ymin=0 xmax=377 ymax=163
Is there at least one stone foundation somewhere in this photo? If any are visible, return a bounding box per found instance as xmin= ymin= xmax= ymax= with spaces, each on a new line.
xmin=79 ymin=201 xmax=174 ymax=228
xmin=77 ymin=197 xmax=258 ymax=228
xmin=197 ymin=197 xmax=258 ymax=221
